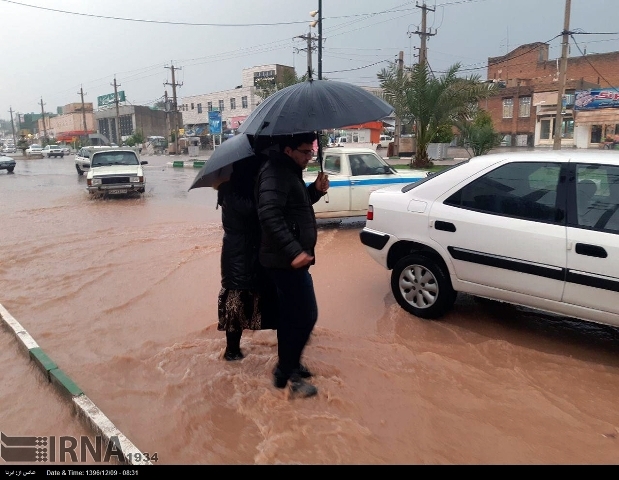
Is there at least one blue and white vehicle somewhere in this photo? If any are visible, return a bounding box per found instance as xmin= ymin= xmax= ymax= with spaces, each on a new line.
xmin=304 ymin=147 xmax=426 ymax=218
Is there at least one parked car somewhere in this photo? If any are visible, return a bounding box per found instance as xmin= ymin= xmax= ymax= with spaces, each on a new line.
xmin=376 ymin=135 xmax=393 ymax=149
xmin=0 ymin=154 xmax=15 ymax=173
xmin=75 ymin=145 xmax=119 ymax=175
xmin=59 ymin=145 xmax=71 ymax=155
xmin=360 ymin=150 xmax=619 ymax=328
xmin=86 ymin=147 xmax=148 ymax=196
xmin=41 ymin=144 xmax=64 ymax=158
xmin=25 ymin=144 xmax=43 ymax=156
xmin=3 ymin=144 xmax=16 ymax=154
xmin=303 ymin=147 xmax=426 ymax=218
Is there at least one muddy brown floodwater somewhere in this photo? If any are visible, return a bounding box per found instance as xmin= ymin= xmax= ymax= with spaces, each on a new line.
xmin=1 ymin=154 xmax=619 ymax=465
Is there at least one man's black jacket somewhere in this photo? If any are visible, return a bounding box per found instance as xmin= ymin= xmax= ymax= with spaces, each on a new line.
xmin=256 ymin=150 xmax=324 ymax=269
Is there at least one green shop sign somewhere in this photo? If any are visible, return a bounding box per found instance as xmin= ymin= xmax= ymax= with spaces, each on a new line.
xmin=97 ymin=91 xmax=126 ymax=107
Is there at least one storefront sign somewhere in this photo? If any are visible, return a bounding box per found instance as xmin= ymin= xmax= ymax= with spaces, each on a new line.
xmin=575 ymin=88 xmax=619 ymax=110
xmin=97 ymin=91 xmax=126 ymax=107
xmin=208 ymin=111 xmax=222 ymax=134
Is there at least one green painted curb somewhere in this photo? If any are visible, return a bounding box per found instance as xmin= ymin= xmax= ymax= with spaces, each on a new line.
xmin=29 ymin=347 xmax=58 ymax=381
xmin=50 ymin=368 xmax=83 ymax=397
xmin=172 ymin=161 xmax=185 ymax=167
xmin=193 ymin=161 xmax=205 ymax=168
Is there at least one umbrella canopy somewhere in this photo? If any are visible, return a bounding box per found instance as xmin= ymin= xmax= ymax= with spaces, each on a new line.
xmin=237 ymin=79 xmax=394 ymax=137
xmin=188 ymin=133 xmax=256 ymax=190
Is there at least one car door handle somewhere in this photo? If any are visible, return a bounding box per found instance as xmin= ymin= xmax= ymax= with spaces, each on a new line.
xmin=434 ymin=221 xmax=456 ymax=232
xmin=575 ymin=243 xmax=608 ymax=258
xmin=350 ymin=179 xmax=360 ymax=185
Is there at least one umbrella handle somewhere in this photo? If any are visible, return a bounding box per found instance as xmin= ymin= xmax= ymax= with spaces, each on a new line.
xmin=317 ymin=133 xmax=328 ymax=203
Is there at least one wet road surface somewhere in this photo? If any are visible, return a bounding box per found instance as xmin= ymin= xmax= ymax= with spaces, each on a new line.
xmin=1 ymin=153 xmax=619 ymax=464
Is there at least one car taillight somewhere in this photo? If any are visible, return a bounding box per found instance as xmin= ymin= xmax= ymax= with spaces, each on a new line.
xmin=367 ymin=205 xmax=374 ymax=220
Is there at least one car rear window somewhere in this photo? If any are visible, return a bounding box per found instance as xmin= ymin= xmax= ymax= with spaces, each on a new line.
xmin=401 ymin=160 xmax=469 ymax=192
xmin=91 ymin=151 xmax=139 ymax=167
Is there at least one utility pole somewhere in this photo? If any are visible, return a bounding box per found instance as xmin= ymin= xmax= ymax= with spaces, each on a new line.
xmin=8 ymin=107 xmax=16 ymax=145
xmin=414 ymin=2 xmax=436 ymax=65
xmin=394 ymin=51 xmax=404 ymax=158
xmin=318 ymin=0 xmax=322 ymax=79
xmin=40 ymin=98 xmax=47 ymax=141
xmin=164 ymin=63 xmax=183 ymax=155
xmin=295 ymin=30 xmax=315 ymax=76
xmin=164 ymin=90 xmax=171 ymax=151
xmin=111 ymin=77 xmax=121 ymax=145
xmin=310 ymin=2 xmax=323 ymax=79
xmin=78 ymin=85 xmax=88 ymax=137
xmin=553 ymin=0 xmax=571 ymax=150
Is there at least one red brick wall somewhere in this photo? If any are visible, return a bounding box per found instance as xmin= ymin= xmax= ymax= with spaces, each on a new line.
xmin=488 ymin=43 xmax=619 ymax=88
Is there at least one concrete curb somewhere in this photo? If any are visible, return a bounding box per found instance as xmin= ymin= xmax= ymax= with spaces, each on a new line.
xmin=168 ymin=160 xmax=206 ymax=169
xmin=0 ymin=302 xmax=151 ymax=465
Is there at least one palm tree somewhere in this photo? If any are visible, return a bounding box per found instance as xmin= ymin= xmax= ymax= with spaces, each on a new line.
xmin=255 ymin=69 xmax=314 ymax=101
xmin=378 ymin=62 xmax=494 ymax=167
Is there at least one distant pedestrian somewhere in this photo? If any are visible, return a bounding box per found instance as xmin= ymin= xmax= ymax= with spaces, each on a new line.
xmin=256 ymin=132 xmax=329 ymax=398
xmin=216 ymin=156 xmax=277 ymax=361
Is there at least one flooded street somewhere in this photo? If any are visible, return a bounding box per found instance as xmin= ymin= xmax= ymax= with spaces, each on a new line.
xmin=2 ymin=153 xmax=619 ymax=464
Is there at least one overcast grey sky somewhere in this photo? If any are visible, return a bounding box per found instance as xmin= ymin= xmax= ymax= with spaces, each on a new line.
xmin=1 ymin=0 xmax=617 ymax=119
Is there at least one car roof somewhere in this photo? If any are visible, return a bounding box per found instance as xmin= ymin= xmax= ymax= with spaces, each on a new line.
xmin=324 ymin=147 xmax=379 ymax=154
xmin=469 ymin=149 xmax=619 ymax=166
xmin=91 ymin=147 xmax=139 ymax=155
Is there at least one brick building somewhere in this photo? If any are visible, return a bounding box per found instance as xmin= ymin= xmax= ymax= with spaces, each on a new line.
xmin=484 ymin=42 xmax=619 ymax=148
xmin=37 ymin=103 xmax=96 ymax=142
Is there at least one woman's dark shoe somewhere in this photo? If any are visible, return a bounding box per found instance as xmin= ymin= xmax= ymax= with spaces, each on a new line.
xmin=273 ymin=367 xmax=289 ymax=389
xmin=223 ymin=349 xmax=244 ymax=361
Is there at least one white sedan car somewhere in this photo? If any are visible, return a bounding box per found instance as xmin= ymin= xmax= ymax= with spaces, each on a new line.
xmin=304 ymin=147 xmax=426 ymax=218
xmin=361 ymin=150 xmax=619 ymax=328
xmin=25 ymin=144 xmax=43 ymax=156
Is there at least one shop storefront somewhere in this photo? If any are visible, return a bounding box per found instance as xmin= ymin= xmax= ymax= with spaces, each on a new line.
xmin=574 ymin=88 xmax=619 ymax=149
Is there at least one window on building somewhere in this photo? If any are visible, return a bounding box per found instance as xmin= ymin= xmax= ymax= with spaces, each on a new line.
xmin=615 ymin=124 xmax=619 ymax=136
xmin=540 ymin=119 xmax=551 ymax=140
xmin=197 ymin=103 xmax=202 ymax=114
xmin=519 ymin=97 xmax=531 ymax=117
xmin=191 ymin=103 xmax=194 ymax=110
xmin=241 ymin=96 xmax=248 ymax=109
xmin=207 ymin=102 xmax=212 ymax=112
xmin=503 ymin=98 xmax=514 ymax=118
xmin=591 ymin=125 xmax=603 ymax=143
xmin=230 ymin=98 xmax=236 ymax=110
xmin=561 ymin=118 xmax=574 ymax=139
xmin=219 ymin=100 xmax=224 ymax=112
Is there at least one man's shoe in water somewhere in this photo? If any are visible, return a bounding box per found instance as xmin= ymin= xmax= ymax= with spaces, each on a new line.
xmin=289 ymin=375 xmax=318 ymax=398
xmin=296 ymin=363 xmax=312 ymax=378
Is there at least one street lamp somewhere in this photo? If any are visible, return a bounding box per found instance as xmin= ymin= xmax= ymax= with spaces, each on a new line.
xmin=310 ymin=3 xmax=322 ymax=79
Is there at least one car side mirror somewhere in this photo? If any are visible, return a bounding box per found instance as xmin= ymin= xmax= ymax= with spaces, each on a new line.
xmin=141 ymin=161 xmax=148 ymax=165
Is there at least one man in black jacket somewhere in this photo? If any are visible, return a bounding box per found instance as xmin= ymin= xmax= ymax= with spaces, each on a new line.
xmin=256 ymin=132 xmax=329 ymax=398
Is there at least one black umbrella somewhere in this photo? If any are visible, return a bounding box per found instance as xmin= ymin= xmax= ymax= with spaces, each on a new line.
xmin=236 ymin=79 xmax=394 ymax=137
xmin=188 ymin=134 xmax=256 ymax=190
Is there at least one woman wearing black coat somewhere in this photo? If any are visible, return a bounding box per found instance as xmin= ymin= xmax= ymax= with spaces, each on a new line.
xmin=216 ymin=155 xmax=277 ymax=361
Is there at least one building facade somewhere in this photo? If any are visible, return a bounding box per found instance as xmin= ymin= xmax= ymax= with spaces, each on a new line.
xmin=485 ymin=43 xmax=619 ymax=148
xmin=180 ymin=64 xmax=295 ymax=133
xmin=37 ymin=103 xmax=96 ymax=141
xmin=94 ymin=105 xmax=170 ymax=144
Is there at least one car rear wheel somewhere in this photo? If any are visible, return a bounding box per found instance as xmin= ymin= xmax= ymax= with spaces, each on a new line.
xmin=7 ymin=167 xmax=14 ymax=173
xmin=390 ymin=254 xmax=456 ymax=319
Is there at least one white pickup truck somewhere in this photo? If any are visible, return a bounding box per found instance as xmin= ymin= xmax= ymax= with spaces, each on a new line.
xmin=303 ymin=147 xmax=426 ymax=218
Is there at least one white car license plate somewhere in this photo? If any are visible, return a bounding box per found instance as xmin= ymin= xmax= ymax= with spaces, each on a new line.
xmin=108 ymin=189 xmax=127 ymax=194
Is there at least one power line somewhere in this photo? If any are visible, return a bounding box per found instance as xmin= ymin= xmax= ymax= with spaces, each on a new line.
xmin=0 ymin=0 xmax=417 ymax=27
xmin=324 ymin=60 xmax=390 ymax=74
xmin=569 ymin=34 xmax=619 ymax=93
